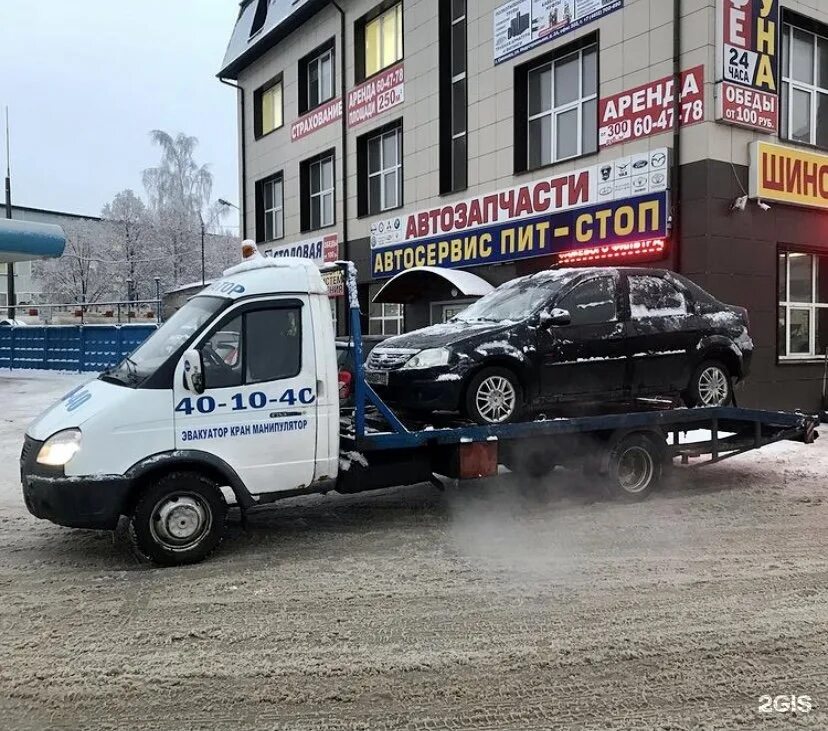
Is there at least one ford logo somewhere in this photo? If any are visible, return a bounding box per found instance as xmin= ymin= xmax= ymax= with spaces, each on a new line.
xmin=633 ymin=159 xmax=648 ymax=169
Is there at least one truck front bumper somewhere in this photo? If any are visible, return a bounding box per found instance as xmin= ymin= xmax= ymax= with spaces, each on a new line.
xmin=20 ymin=435 xmax=130 ymax=530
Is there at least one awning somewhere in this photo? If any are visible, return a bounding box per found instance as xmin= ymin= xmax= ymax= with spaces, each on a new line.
xmin=0 ymin=219 xmax=66 ymax=263
xmin=373 ymin=267 xmax=494 ymax=304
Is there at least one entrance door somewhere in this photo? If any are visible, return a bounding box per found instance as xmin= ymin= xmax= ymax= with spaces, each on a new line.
xmin=538 ymin=275 xmax=629 ymax=403
xmin=440 ymin=301 xmax=474 ymax=323
xmin=173 ymin=298 xmax=318 ymax=496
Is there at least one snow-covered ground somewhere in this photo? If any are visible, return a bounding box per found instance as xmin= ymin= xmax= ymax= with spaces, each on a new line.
xmin=1 ymin=370 xmax=827 ymax=729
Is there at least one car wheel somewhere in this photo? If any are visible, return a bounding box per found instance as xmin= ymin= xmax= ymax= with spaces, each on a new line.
xmin=686 ymin=360 xmax=733 ymax=407
xmin=465 ymin=367 xmax=523 ymax=425
xmin=130 ymin=471 xmax=227 ymax=566
xmin=606 ymin=434 xmax=663 ymax=501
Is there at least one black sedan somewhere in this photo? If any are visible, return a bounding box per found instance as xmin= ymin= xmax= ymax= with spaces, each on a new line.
xmin=364 ymin=267 xmax=753 ymax=425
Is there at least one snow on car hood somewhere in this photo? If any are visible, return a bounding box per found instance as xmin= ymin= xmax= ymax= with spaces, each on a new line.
xmin=378 ymin=320 xmax=513 ymax=350
xmin=26 ymin=377 xmax=134 ymax=441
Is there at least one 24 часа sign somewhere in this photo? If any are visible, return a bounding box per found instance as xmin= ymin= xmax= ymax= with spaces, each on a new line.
xmin=370 ymin=149 xmax=670 ymax=279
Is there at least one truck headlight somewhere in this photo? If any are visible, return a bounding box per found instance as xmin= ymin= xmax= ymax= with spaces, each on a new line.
xmin=403 ymin=348 xmax=451 ymax=369
xmin=37 ymin=429 xmax=82 ymax=466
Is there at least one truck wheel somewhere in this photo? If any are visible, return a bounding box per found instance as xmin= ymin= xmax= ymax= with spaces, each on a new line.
xmin=685 ymin=360 xmax=732 ymax=407
xmin=606 ymin=434 xmax=663 ymax=501
xmin=466 ymin=367 xmax=523 ymax=425
xmin=130 ymin=471 xmax=227 ymax=566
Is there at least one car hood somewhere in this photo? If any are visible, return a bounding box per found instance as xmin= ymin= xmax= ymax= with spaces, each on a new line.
xmin=378 ymin=320 xmax=514 ymax=350
xmin=26 ymin=377 xmax=134 ymax=441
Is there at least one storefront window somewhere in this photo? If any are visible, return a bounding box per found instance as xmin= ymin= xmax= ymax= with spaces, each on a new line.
xmin=369 ymin=302 xmax=404 ymax=335
xmin=781 ymin=23 xmax=828 ymax=148
xmin=778 ymin=251 xmax=828 ymax=358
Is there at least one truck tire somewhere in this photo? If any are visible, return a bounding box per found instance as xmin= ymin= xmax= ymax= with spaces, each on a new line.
xmin=130 ymin=471 xmax=227 ymax=566
xmin=465 ymin=367 xmax=523 ymax=425
xmin=685 ymin=360 xmax=733 ymax=407
xmin=605 ymin=434 xmax=663 ymax=501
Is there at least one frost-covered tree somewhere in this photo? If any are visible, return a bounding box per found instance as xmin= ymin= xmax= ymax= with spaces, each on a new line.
xmin=101 ymin=189 xmax=152 ymax=299
xmin=142 ymin=131 xmax=229 ymax=287
xmin=34 ymin=218 xmax=117 ymax=303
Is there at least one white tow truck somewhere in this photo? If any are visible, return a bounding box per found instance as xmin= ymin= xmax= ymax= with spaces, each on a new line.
xmin=20 ymin=246 xmax=818 ymax=565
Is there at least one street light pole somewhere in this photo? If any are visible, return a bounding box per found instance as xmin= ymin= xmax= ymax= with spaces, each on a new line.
xmin=200 ymin=213 xmax=206 ymax=286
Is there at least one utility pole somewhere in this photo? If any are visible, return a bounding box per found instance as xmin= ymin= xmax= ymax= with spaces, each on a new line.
xmin=4 ymin=107 xmax=15 ymax=321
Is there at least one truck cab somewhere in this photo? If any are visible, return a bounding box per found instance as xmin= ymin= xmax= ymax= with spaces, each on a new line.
xmin=21 ymin=250 xmax=340 ymax=564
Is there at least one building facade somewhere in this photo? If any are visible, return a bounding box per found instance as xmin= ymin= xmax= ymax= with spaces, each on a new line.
xmin=220 ymin=0 xmax=828 ymax=411
xmin=0 ymin=205 xmax=103 ymax=307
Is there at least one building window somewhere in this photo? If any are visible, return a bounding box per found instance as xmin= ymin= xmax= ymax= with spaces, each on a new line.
xmin=781 ymin=22 xmax=828 ymax=148
xmin=370 ymin=302 xmax=404 ymax=335
xmin=358 ymin=121 xmax=402 ymax=216
xmin=517 ymin=42 xmax=597 ymax=171
xmin=249 ymin=0 xmax=268 ymax=37
xmin=255 ymin=173 xmax=284 ymax=243
xmin=254 ymin=77 xmax=283 ymax=138
xmin=439 ymin=0 xmax=467 ymax=193
xmin=778 ymin=251 xmax=828 ymax=359
xmin=299 ymin=40 xmax=335 ymax=114
xmin=300 ymin=151 xmax=335 ymax=231
xmin=357 ymin=3 xmax=403 ymax=81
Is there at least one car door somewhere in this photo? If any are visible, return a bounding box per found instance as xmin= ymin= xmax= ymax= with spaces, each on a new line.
xmin=626 ymin=274 xmax=701 ymax=395
xmin=173 ymin=297 xmax=318 ymax=496
xmin=537 ymin=275 xmax=628 ymax=402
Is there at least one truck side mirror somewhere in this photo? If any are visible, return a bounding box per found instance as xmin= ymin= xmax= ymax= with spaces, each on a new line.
xmin=182 ymin=349 xmax=205 ymax=394
xmin=540 ymin=308 xmax=571 ymax=328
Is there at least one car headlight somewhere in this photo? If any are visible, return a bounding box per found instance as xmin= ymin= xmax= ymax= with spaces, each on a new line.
xmin=403 ymin=348 xmax=451 ymax=369
xmin=36 ymin=429 xmax=82 ymax=466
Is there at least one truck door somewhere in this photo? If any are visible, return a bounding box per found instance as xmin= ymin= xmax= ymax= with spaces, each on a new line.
xmin=173 ymin=297 xmax=317 ymax=496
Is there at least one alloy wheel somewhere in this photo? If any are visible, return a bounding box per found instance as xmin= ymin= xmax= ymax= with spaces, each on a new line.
xmin=475 ymin=375 xmax=517 ymax=423
xmin=698 ymin=366 xmax=730 ymax=406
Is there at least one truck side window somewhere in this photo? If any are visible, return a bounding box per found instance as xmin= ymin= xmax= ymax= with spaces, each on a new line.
xmin=201 ymin=316 xmax=244 ymax=390
xmin=558 ymin=277 xmax=617 ymax=326
xmin=245 ymin=307 xmax=302 ymax=383
xmin=629 ymin=276 xmax=688 ymax=319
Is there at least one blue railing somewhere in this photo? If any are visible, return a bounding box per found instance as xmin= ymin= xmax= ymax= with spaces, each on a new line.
xmin=0 ymin=325 xmax=156 ymax=372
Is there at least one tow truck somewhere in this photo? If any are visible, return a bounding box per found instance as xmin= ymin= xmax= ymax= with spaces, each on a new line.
xmin=20 ymin=246 xmax=819 ymax=565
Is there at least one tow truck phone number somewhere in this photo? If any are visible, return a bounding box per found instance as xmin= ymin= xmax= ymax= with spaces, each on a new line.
xmin=175 ymin=388 xmax=316 ymax=416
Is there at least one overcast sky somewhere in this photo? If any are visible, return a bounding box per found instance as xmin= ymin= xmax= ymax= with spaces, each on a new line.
xmin=0 ymin=0 xmax=240 ymax=227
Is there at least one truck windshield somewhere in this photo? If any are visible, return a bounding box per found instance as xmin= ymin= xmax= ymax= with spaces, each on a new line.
xmin=101 ymin=296 xmax=226 ymax=386
xmin=454 ymin=275 xmax=568 ymax=324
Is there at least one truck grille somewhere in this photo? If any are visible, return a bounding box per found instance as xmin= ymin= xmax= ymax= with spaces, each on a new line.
xmin=366 ymin=348 xmax=417 ymax=371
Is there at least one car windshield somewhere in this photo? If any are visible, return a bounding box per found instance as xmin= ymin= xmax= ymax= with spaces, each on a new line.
xmin=101 ymin=296 xmax=226 ymax=386
xmin=454 ymin=274 xmax=569 ymax=323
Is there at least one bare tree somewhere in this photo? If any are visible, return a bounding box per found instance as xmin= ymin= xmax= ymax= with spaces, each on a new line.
xmin=142 ymin=131 xmax=228 ymax=286
xmin=101 ymin=189 xmax=150 ymax=298
xmin=34 ymin=218 xmax=116 ymax=304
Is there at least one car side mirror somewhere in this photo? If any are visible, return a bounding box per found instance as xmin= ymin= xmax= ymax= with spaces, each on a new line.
xmin=540 ymin=308 xmax=571 ymax=328
xmin=182 ymin=349 xmax=205 ymax=394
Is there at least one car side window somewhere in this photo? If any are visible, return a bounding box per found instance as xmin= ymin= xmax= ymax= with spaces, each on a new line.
xmin=245 ymin=307 xmax=302 ymax=384
xmin=201 ymin=316 xmax=243 ymax=390
xmin=558 ymin=277 xmax=617 ymax=326
xmin=629 ymin=276 xmax=688 ymax=319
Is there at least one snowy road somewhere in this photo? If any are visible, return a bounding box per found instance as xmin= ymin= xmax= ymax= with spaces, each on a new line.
xmin=1 ymin=372 xmax=826 ymax=730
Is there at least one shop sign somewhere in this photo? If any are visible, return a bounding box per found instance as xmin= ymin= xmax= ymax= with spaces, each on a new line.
xmin=291 ymin=98 xmax=343 ymax=141
xmin=347 ymin=63 xmax=404 ymax=128
xmin=371 ymin=193 xmax=669 ymax=279
xmin=266 ymin=233 xmax=339 ymax=267
xmin=599 ymin=66 xmax=705 ymax=148
xmin=371 ymin=148 xmax=670 ymax=250
xmin=715 ymin=0 xmax=779 ymax=133
xmin=749 ymin=142 xmax=828 ymax=210
xmin=322 ymin=269 xmax=344 ymax=298
xmin=493 ymin=0 xmax=623 ymax=65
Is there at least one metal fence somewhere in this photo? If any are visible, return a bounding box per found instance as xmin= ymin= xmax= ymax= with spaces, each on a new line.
xmin=0 ymin=324 xmax=157 ymax=372
xmin=15 ymin=298 xmax=162 ymax=326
